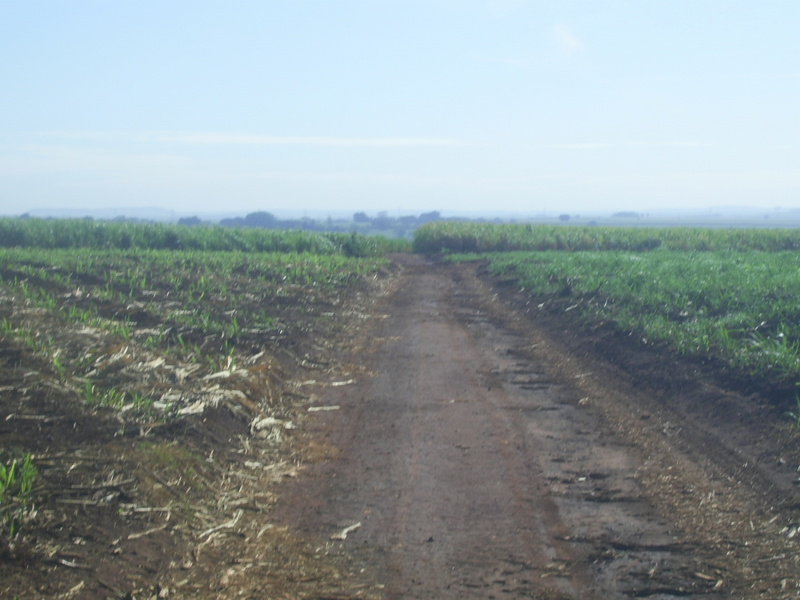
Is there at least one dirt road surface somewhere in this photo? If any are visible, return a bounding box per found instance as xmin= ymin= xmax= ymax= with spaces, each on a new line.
xmin=276 ymin=256 xmax=800 ymax=599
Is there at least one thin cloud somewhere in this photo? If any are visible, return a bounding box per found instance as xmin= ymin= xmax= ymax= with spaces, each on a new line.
xmin=154 ymin=133 xmax=461 ymax=148
xmin=35 ymin=131 xmax=462 ymax=148
xmin=549 ymin=143 xmax=613 ymax=150
xmin=544 ymin=141 xmax=713 ymax=150
xmin=0 ymin=143 xmax=191 ymax=177
xmin=553 ymin=24 xmax=583 ymax=58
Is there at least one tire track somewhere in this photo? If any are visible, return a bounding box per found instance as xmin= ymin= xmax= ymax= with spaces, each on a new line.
xmin=274 ymin=257 xmax=728 ymax=599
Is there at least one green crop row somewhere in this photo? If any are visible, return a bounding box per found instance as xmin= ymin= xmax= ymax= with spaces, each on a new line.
xmin=0 ymin=246 xmax=389 ymax=290
xmin=0 ymin=218 xmax=409 ymax=257
xmin=414 ymin=222 xmax=800 ymax=253
xmin=0 ymin=232 xmax=397 ymax=547
xmin=0 ymin=247 xmax=390 ymax=340
xmin=0 ymin=246 xmax=391 ymax=418
xmin=469 ymin=250 xmax=800 ymax=387
xmin=0 ymin=454 xmax=37 ymax=541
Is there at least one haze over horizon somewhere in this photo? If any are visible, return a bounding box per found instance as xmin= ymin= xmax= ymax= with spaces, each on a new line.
xmin=2 ymin=1 xmax=799 ymax=218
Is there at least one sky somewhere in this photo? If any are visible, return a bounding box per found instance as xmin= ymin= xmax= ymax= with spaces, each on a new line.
xmin=2 ymin=0 xmax=799 ymax=218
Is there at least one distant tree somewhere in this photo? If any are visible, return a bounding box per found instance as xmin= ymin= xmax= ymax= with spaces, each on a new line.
xmin=558 ymin=214 xmax=570 ymax=222
xmin=353 ymin=212 xmax=371 ymax=223
xmin=243 ymin=211 xmax=278 ymax=228
xmin=398 ymin=215 xmax=418 ymax=226
xmin=418 ymin=211 xmax=441 ymax=223
xmin=612 ymin=211 xmax=640 ymax=219
xmin=373 ymin=211 xmax=393 ymax=230
xmin=178 ymin=216 xmax=203 ymax=226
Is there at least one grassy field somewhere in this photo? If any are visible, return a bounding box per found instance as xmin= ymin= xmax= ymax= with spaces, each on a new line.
xmin=421 ymin=223 xmax=800 ymax=391
xmin=0 ymin=220 xmax=400 ymax=557
xmin=0 ymin=217 xmax=410 ymax=256
xmin=414 ymin=221 xmax=800 ymax=253
xmin=0 ymin=246 xmax=391 ymax=420
xmin=480 ymin=251 xmax=800 ymax=386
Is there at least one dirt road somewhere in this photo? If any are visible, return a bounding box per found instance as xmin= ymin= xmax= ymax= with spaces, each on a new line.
xmin=276 ymin=256 xmax=800 ymax=599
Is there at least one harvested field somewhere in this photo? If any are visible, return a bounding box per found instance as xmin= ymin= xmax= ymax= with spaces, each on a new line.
xmin=2 ymin=249 xmax=799 ymax=598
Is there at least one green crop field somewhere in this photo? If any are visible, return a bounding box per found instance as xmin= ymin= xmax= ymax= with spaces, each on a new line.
xmin=424 ymin=223 xmax=800 ymax=391
xmin=0 ymin=220 xmax=398 ymax=423
xmin=414 ymin=221 xmax=800 ymax=253
xmin=0 ymin=217 xmax=410 ymax=256
xmin=0 ymin=218 xmax=403 ymax=566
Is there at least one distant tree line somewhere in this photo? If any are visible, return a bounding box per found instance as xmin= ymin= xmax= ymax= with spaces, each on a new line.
xmin=177 ymin=210 xmax=444 ymax=239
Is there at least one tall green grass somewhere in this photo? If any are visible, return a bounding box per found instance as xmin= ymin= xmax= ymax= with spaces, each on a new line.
xmin=0 ymin=218 xmax=409 ymax=256
xmin=414 ymin=222 xmax=800 ymax=254
xmin=476 ymin=250 xmax=800 ymax=386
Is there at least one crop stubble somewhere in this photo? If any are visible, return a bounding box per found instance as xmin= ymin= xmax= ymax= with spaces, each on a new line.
xmin=2 ymin=236 xmax=800 ymax=598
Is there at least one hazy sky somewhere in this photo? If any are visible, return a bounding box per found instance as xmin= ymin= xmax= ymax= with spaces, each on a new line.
xmin=2 ymin=1 xmax=799 ymax=217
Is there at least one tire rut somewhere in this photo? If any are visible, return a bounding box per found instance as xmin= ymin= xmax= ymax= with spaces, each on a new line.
xmin=273 ymin=256 xmax=788 ymax=599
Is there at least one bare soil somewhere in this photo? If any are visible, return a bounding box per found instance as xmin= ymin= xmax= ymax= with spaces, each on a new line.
xmin=275 ymin=255 xmax=800 ymax=599
xmin=3 ymin=254 xmax=800 ymax=599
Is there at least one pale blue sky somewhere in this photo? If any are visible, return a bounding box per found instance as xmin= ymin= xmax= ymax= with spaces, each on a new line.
xmin=2 ymin=1 xmax=799 ymax=217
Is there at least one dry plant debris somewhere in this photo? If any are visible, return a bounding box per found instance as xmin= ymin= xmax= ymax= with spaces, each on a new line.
xmin=0 ymin=246 xmax=396 ymax=599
